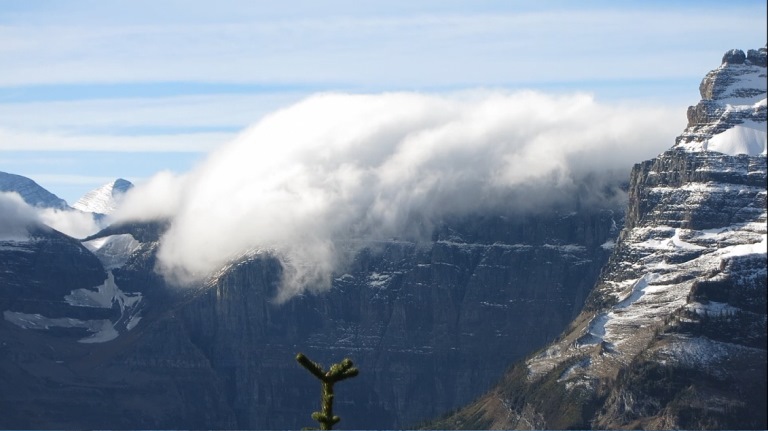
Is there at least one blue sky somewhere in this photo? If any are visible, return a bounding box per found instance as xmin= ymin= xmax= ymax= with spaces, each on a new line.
xmin=1 ymin=0 xmax=766 ymax=204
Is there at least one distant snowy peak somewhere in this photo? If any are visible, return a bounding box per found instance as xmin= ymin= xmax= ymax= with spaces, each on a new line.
xmin=676 ymin=47 xmax=767 ymax=156
xmin=0 ymin=171 xmax=69 ymax=209
xmin=73 ymin=178 xmax=133 ymax=214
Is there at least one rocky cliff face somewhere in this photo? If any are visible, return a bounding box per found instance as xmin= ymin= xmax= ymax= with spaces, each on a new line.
xmin=0 ymin=220 xmax=238 ymax=429
xmin=678 ymin=46 xmax=766 ymax=153
xmin=433 ymin=47 xmax=766 ymax=430
xmin=1 ymin=198 xmax=619 ymax=428
xmin=176 ymin=210 xmax=619 ymax=428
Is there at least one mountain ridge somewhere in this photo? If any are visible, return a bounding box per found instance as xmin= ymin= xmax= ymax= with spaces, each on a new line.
xmin=0 ymin=171 xmax=69 ymax=209
xmin=72 ymin=178 xmax=133 ymax=215
xmin=1 ymin=47 xmax=765 ymax=430
xmin=429 ymin=46 xmax=767 ymax=430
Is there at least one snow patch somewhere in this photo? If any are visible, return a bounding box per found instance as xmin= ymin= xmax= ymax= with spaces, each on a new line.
xmin=2 ymin=311 xmax=118 ymax=343
xmin=634 ymin=228 xmax=705 ymax=251
xmin=78 ymin=320 xmax=120 ymax=343
xmin=543 ymin=244 xmax=586 ymax=253
xmin=686 ymin=301 xmax=742 ymax=317
xmin=126 ymin=314 xmax=142 ymax=330
xmin=368 ymin=272 xmax=391 ymax=288
xmin=705 ymin=120 xmax=767 ymax=156
xmin=82 ymin=233 xmax=141 ymax=269
xmin=579 ymin=313 xmax=609 ymax=345
xmin=3 ymin=271 xmax=143 ymax=343
xmin=73 ymin=179 xmax=132 ymax=214
xmin=719 ymin=234 xmax=767 ymax=258
xmin=615 ymin=273 xmax=661 ymax=309
xmin=65 ymin=271 xmax=142 ymax=312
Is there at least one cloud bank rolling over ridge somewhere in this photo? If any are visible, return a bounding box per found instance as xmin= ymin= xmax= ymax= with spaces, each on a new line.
xmin=110 ymin=90 xmax=681 ymax=300
xmin=0 ymin=192 xmax=40 ymax=241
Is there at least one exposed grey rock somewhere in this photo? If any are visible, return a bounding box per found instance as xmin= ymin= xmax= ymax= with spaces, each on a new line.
xmin=0 ymin=207 xmax=619 ymax=428
xmin=679 ymin=47 xmax=766 ymax=148
xmin=747 ymin=46 xmax=767 ymax=67
xmin=722 ymin=48 xmax=746 ymax=65
xmin=175 ymin=210 xmax=619 ymax=428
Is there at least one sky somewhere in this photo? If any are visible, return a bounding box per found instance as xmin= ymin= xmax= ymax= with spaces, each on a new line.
xmin=1 ymin=0 xmax=766 ymax=204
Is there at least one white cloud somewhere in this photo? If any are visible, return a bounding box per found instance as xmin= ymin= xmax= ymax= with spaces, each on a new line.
xmin=114 ymin=90 xmax=683 ymax=300
xmin=0 ymin=191 xmax=40 ymax=241
xmin=113 ymin=170 xmax=189 ymax=223
xmin=1 ymin=191 xmax=100 ymax=240
xmin=37 ymin=207 xmax=101 ymax=239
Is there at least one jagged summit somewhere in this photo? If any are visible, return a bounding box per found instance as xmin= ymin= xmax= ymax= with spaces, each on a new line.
xmin=0 ymin=171 xmax=69 ymax=209
xmin=72 ymin=178 xmax=133 ymax=215
xmin=676 ymin=46 xmax=767 ymax=155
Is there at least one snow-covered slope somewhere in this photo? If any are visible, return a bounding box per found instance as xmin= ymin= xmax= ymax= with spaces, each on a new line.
xmin=2 ymin=231 xmax=145 ymax=343
xmin=72 ymin=178 xmax=133 ymax=214
xmin=0 ymin=171 xmax=69 ymax=209
xmin=83 ymin=233 xmax=142 ymax=270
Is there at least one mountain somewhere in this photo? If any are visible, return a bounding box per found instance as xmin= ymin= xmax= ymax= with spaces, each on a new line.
xmin=2 ymin=47 xmax=764 ymax=430
xmin=0 ymin=208 xmax=621 ymax=428
xmin=166 ymin=210 xmax=620 ymax=428
xmin=1 ymin=167 xmax=624 ymax=428
xmin=0 ymin=171 xmax=69 ymax=209
xmin=72 ymin=178 xmax=133 ymax=215
xmin=0 ymin=219 xmax=234 ymax=429
xmin=431 ymin=47 xmax=767 ymax=430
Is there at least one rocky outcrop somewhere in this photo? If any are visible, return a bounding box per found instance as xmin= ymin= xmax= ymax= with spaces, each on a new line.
xmin=722 ymin=48 xmax=747 ymax=65
xmin=680 ymin=46 xmax=766 ymax=149
xmin=624 ymin=149 xmax=765 ymax=231
xmin=432 ymin=47 xmax=767 ymax=430
xmin=748 ymin=46 xmax=767 ymax=67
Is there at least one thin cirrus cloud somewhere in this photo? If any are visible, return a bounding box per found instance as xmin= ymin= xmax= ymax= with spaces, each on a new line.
xmin=0 ymin=128 xmax=231 ymax=153
xmin=1 ymin=6 xmax=765 ymax=87
xmin=112 ymin=90 xmax=683 ymax=301
xmin=0 ymin=93 xmax=307 ymax=133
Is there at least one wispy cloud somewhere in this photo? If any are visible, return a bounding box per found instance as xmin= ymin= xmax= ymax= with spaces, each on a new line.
xmin=0 ymin=128 xmax=232 ymax=152
xmin=0 ymin=191 xmax=39 ymax=241
xmin=0 ymin=190 xmax=99 ymax=239
xmin=1 ymin=7 xmax=765 ymax=87
xmin=0 ymin=93 xmax=306 ymax=133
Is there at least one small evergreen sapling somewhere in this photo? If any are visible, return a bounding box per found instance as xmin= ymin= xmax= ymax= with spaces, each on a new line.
xmin=296 ymin=353 xmax=359 ymax=430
